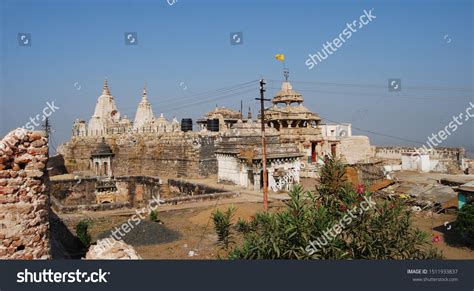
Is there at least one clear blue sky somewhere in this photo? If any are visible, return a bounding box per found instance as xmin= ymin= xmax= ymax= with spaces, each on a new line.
xmin=1 ymin=0 xmax=473 ymax=154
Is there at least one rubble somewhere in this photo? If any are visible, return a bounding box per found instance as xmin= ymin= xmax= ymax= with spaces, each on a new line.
xmin=85 ymin=238 xmax=141 ymax=260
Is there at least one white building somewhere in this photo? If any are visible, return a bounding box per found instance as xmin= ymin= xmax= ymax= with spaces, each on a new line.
xmin=320 ymin=123 xmax=352 ymax=138
xmin=216 ymin=121 xmax=302 ymax=192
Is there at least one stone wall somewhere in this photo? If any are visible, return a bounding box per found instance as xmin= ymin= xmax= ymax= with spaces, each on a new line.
xmin=374 ymin=146 xmax=464 ymax=173
xmin=374 ymin=146 xmax=465 ymax=161
xmin=50 ymin=177 xmax=97 ymax=206
xmin=350 ymin=161 xmax=386 ymax=185
xmin=338 ymin=136 xmax=374 ymax=164
xmin=50 ymin=176 xmax=161 ymax=210
xmin=58 ymin=132 xmax=218 ymax=178
xmin=168 ymin=179 xmax=223 ymax=196
xmin=0 ymin=129 xmax=51 ymax=259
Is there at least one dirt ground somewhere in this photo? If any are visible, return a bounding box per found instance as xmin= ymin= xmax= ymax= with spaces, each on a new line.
xmin=83 ymin=199 xmax=473 ymax=260
xmin=86 ymin=201 xmax=284 ymax=259
xmin=411 ymin=212 xmax=474 ymax=259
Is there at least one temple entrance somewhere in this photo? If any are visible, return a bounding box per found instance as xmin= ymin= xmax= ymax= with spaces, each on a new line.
xmin=311 ymin=142 xmax=317 ymax=163
xmin=331 ymin=144 xmax=337 ymax=157
xmin=260 ymin=170 xmax=268 ymax=189
xmin=247 ymin=170 xmax=254 ymax=189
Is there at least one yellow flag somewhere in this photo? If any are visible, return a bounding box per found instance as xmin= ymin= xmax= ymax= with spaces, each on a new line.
xmin=275 ymin=54 xmax=285 ymax=62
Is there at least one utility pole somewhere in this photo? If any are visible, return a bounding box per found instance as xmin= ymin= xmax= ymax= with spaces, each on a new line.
xmin=256 ymin=79 xmax=271 ymax=211
xmin=240 ymin=99 xmax=243 ymax=119
xmin=42 ymin=117 xmax=50 ymax=139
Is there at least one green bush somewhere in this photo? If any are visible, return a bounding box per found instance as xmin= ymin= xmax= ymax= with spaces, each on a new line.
xmin=235 ymin=218 xmax=251 ymax=234
xmin=212 ymin=207 xmax=236 ymax=249
xmin=76 ymin=220 xmax=91 ymax=248
xmin=227 ymin=157 xmax=442 ymax=260
xmin=150 ymin=210 xmax=158 ymax=222
xmin=455 ymin=203 xmax=474 ymax=247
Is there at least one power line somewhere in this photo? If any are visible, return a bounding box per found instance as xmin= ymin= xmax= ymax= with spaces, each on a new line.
xmin=263 ymin=106 xmax=426 ymax=144
xmin=118 ymin=81 xmax=258 ymax=113
xmin=267 ymin=86 xmax=471 ymax=101
xmin=318 ymin=114 xmax=426 ymax=145
xmin=158 ymin=81 xmax=257 ymax=106
xmin=161 ymin=88 xmax=257 ymax=112
xmin=267 ymin=79 xmax=473 ymax=93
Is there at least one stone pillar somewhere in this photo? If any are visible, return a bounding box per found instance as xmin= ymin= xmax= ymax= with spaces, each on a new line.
xmin=268 ymin=169 xmax=276 ymax=192
xmin=254 ymin=172 xmax=260 ymax=191
xmin=98 ymin=160 xmax=102 ymax=177
xmin=106 ymin=157 xmax=112 ymax=178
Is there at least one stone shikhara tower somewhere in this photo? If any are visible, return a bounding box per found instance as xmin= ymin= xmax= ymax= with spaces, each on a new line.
xmin=0 ymin=129 xmax=51 ymax=259
xmin=72 ymin=80 xmax=181 ymax=137
xmin=134 ymin=84 xmax=154 ymax=130
xmin=87 ymin=79 xmax=121 ymax=136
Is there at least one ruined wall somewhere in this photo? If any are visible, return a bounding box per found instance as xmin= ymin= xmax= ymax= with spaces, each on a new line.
xmin=50 ymin=177 xmax=97 ymax=206
xmin=338 ymin=136 xmax=374 ymax=164
xmin=115 ymin=176 xmax=161 ymax=206
xmin=50 ymin=176 xmax=161 ymax=211
xmin=374 ymin=146 xmax=465 ymax=161
xmin=168 ymin=178 xmax=223 ymax=196
xmin=374 ymin=146 xmax=464 ymax=173
xmin=0 ymin=129 xmax=50 ymax=259
xmin=58 ymin=132 xmax=218 ymax=178
xmin=197 ymin=135 xmax=218 ymax=177
xmin=351 ymin=161 xmax=386 ymax=185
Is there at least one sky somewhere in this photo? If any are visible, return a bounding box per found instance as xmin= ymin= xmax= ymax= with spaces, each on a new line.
xmin=0 ymin=0 xmax=473 ymax=155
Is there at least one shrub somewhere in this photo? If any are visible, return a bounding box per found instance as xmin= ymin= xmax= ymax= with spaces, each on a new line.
xmin=227 ymin=157 xmax=442 ymax=260
xmin=455 ymin=203 xmax=474 ymax=247
xmin=150 ymin=210 xmax=158 ymax=222
xmin=235 ymin=218 xmax=251 ymax=234
xmin=76 ymin=220 xmax=91 ymax=248
xmin=212 ymin=207 xmax=236 ymax=249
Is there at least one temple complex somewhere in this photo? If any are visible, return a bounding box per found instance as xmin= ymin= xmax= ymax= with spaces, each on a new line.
xmin=60 ymin=76 xmax=376 ymax=186
xmin=72 ymin=80 xmax=180 ymax=137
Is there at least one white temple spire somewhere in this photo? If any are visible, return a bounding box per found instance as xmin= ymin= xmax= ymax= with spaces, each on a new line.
xmin=142 ymin=82 xmax=148 ymax=101
xmin=134 ymin=83 xmax=154 ymax=129
xmin=102 ymin=78 xmax=111 ymax=96
xmin=88 ymin=79 xmax=121 ymax=136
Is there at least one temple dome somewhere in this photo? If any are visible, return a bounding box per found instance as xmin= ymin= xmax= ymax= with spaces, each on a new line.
xmin=272 ymin=81 xmax=304 ymax=105
xmin=91 ymin=138 xmax=114 ymax=157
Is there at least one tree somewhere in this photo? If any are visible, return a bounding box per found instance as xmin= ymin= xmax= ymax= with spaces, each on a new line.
xmin=455 ymin=204 xmax=474 ymax=247
xmin=76 ymin=219 xmax=91 ymax=248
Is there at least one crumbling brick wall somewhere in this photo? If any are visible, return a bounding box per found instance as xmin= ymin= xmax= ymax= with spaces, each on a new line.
xmin=0 ymin=129 xmax=51 ymax=259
